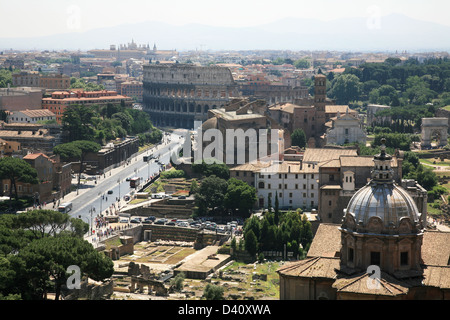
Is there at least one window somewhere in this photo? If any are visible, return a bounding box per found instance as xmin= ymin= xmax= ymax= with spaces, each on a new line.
xmin=370 ymin=252 xmax=381 ymax=266
xmin=345 ymin=128 xmax=349 ymax=135
xmin=295 ymin=184 xmax=298 ymax=189
xmin=279 ymin=193 xmax=282 ymax=198
xmin=400 ymin=252 xmax=409 ymax=266
xmin=258 ymin=182 xmax=264 ymax=189
xmin=329 ymin=200 xmax=332 ymax=206
xmin=348 ymin=248 xmax=354 ymax=263
xmin=268 ymin=184 xmax=271 ymax=189
xmin=278 ymin=184 xmax=282 ymax=189
xmin=289 ymin=193 xmax=293 ymax=198
xmin=279 ymin=174 xmax=282 ymax=179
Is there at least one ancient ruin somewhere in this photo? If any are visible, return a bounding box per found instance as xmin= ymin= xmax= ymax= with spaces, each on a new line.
xmin=421 ymin=117 xmax=449 ymax=149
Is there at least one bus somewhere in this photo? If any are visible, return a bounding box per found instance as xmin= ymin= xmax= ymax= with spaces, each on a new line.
xmin=58 ymin=202 xmax=73 ymax=213
xmin=129 ymin=177 xmax=142 ymax=188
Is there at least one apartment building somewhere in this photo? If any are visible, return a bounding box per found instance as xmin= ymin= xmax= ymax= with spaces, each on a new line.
xmin=42 ymin=89 xmax=133 ymax=123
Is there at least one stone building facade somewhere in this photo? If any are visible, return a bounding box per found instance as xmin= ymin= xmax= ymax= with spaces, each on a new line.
xmin=325 ymin=111 xmax=366 ymax=146
xmin=143 ymin=64 xmax=238 ymax=128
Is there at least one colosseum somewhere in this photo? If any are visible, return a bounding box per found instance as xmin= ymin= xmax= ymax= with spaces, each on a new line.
xmin=143 ymin=64 xmax=239 ymax=128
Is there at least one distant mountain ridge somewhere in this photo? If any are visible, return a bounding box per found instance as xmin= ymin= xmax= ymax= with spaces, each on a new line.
xmin=1 ymin=13 xmax=449 ymax=52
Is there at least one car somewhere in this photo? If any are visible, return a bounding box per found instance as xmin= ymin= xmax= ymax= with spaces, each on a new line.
xmin=119 ymin=218 xmax=129 ymax=223
xmin=154 ymin=219 xmax=166 ymax=225
xmin=107 ymin=190 xmax=113 ymax=194
xmin=177 ymin=195 xmax=186 ymax=199
xmin=130 ymin=218 xmax=140 ymax=223
xmin=143 ymin=217 xmax=153 ymax=223
xmin=166 ymin=221 xmax=176 ymax=226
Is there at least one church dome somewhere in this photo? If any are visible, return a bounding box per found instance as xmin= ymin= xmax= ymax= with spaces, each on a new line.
xmin=344 ymin=182 xmax=421 ymax=234
xmin=342 ymin=139 xmax=424 ymax=235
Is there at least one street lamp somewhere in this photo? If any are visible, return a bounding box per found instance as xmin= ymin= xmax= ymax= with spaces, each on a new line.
xmin=117 ymin=178 xmax=121 ymax=199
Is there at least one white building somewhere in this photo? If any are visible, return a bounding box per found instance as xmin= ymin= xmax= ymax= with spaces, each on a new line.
xmin=256 ymin=161 xmax=319 ymax=210
xmin=8 ymin=109 xmax=56 ymax=124
xmin=325 ymin=110 xmax=367 ymax=145
xmin=230 ymin=160 xmax=319 ymax=211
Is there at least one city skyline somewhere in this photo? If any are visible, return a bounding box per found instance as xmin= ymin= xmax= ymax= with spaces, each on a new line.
xmin=0 ymin=0 xmax=448 ymax=39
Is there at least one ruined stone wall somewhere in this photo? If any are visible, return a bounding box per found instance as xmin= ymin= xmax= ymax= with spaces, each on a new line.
xmin=143 ymin=64 xmax=238 ymax=128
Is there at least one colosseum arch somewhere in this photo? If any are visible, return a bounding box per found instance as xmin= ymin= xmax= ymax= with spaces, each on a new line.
xmin=421 ymin=118 xmax=448 ymax=149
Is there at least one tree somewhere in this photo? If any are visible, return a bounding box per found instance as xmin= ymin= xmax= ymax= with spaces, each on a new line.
xmin=170 ymin=272 xmax=185 ymax=291
xmin=291 ymin=129 xmax=307 ymax=149
xmin=194 ymin=175 xmax=228 ymax=215
xmin=415 ymin=166 xmax=438 ymax=190
xmin=61 ymin=104 xmax=96 ymax=142
xmin=16 ymin=235 xmax=114 ymax=300
xmin=0 ymin=157 xmax=38 ymax=204
xmin=13 ymin=210 xmax=88 ymax=239
xmin=274 ymin=193 xmax=280 ymax=226
xmin=69 ymin=79 xmax=104 ymax=91
xmin=54 ymin=140 xmax=101 ymax=191
xmin=224 ymin=178 xmax=257 ymax=218
xmin=384 ymin=57 xmax=402 ymax=66
xmin=0 ymin=69 xmax=13 ymax=88
xmin=189 ymin=180 xmax=199 ymax=195
xmin=203 ymin=284 xmax=224 ymax=300
xmin=244 ymin=229 xmax=258 ymax=258
xmin=192 ymin=160 xmax=230 ymax=179
xmin=329 ymin=74 xmax=363 ymax=104
xmin=294 ymin=59 xmax=311 ymax=69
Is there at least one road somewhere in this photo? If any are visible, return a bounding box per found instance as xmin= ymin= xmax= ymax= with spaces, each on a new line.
xmin=68 ymin=130 xmax=186 ymax=225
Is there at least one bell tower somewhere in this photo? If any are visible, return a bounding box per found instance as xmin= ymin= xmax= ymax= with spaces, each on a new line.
xmin=314 ymin=74 xmax=327 ymax=131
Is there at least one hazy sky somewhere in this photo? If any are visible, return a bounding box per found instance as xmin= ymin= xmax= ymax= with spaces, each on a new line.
xmin=0 ymin=0 xmax=447 ymax=38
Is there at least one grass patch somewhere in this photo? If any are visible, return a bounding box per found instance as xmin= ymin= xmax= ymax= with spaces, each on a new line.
xmin=104 ymin=237 xmax=123 ymax=250
xmin=427 ymin=201 xmax=443 ymax=217
xmin=128 ymin=198 xmax=148 ymax=205
xmin=420 ymin=158 xmax=450 ymax=167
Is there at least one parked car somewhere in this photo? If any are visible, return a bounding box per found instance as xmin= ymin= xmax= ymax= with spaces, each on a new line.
xmin=154 ymin=219 xmax=166 ymax=225
xmin=130 ymin=218 xmax=140 ymax=223
xmin=166 ymin=221 xmax=176 ymax=226
xmin=143 ymin=217 xmax=154 ymax=223
xmin=119 ymin=218 xmax=129 ymax=223
xmin=107 ymin=190 xmax=113 ymax=194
